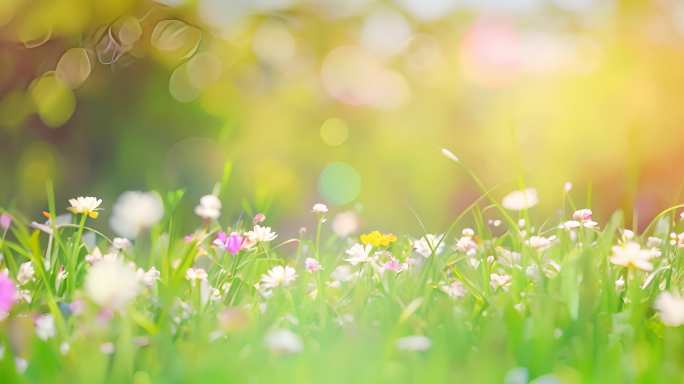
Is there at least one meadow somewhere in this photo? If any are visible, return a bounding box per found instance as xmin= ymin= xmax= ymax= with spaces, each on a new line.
xmin=1 ymin=152 xmax=684 ymax=383
xmin=4 ymin=1 xmax=684 ymax=383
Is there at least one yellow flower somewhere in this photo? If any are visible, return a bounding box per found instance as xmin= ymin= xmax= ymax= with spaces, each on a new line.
xmin=360 ymin=231 xmax=397 ymax=247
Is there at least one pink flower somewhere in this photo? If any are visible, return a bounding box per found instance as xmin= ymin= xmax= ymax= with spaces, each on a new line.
xmin=214 ymin=231 xmax=244 ymax=255
xmin=572 ymin=209 xmax=593 ymax=222
xmin=383 ymin=257 xmax=403 ymax=273
xmin=69 ymin=300 xmax=85 ymax=316
xmin=0 ymin=213 xmax=12 ymax=231
xmin=304 ymin=258 xmax=322 ymax=273
xmin=253 ymin=213 xmax=266 ymax=225
xmin=0 ymin=273 xmax=17 ymax=318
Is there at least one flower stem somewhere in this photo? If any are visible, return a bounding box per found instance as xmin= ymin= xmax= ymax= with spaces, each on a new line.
xmin=67 ymin=214 xmax=88 ymax=295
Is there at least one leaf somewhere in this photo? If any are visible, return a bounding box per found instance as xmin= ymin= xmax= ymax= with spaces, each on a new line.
xmin=219 ymin=161 xmax=233 ymax=198
xmin=641 ymin=266 xmax=670 ymax=289
xmin=25 ymin=339 xmax=61 ymax=382
xmin=399 ymin=297 xmax=423 ymax=323
xmin=55 ymin=48 xmax=91 ymax=89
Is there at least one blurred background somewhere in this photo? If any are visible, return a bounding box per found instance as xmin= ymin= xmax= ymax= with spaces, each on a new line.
xmin=2 ymin=0 xmax=684 ymax=234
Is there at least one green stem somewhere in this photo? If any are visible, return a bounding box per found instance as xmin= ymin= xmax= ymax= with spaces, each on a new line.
xmin=67 ymin=214 xmax=88 ymax=295
xmin=314 ymin=218 xmax=323 ymax=260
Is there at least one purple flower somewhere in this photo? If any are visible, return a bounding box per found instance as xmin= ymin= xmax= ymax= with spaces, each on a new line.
xmin=0 ymin=213 xmax=12 ymax=231
xmin=0 ymin=273 xmax=17 ymax=317
xmin=214 ymin=231 xmax=244 ymax=256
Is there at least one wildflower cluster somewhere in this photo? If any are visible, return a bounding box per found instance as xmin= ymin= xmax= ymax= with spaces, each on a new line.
xmin=1 ymin=181 xmax=684 ymax=382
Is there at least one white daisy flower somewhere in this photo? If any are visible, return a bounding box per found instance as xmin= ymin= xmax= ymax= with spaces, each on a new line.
xmin=312 ymin=203 xmax=328 ymax=214
xmin=137 ymin=267 xmax=160 ymax=288
xmin=85 ymin=247 xmax=103 ymax=264
xmin=112 ymin=237 xmax=132 ymax=250
xmin=654 ymin=292 xmax=684 ymax=327
xmin=558 ymin=220 xmax=582 ymax=230
xmin=344 ymin=243 xmax=373 ymax=265
xmin=670 ymin=232 xmax=684 ymax=248
xmin=525 ymin=235 xmax=556 ymax=251
xmin=260 ymin=265 xmax=297 ymax=290
xmin=572 ymin=209 xmax=594 ymax=222
xmin=440 ymin=281 xmax=466 ymax=299
xmin=560 ymin=208 xmax=598 ymax=230
xmin=454 ymin=235 xmax=478 ymax=256
xmin=413 ymin=234 xmax=445 ymax=258
xmin=85 ymin=258 xmax=140 ymax=310
xmin=194 ymin=194 xmax=222 ymax=220
xmin=35 ymin=314 xmax=55 ymax=341
xmin=85 ymin=247 xmax=120 ymax=265
xmin=110 ymin=191 xmax=164 ymax=239
xmin=496 ymin=248 xmax=521 ymax=268
xmin=186 ymin=268 xmax=208 ymax=285
xmin=17 ymin=261 xmax=35 ymax=286
xmin=68 ymin=196 xmax=103 ymax=219
xmin=490 ymin=273 xmax=512 ymax=290
xmin=609 ymin=241 xmax=658 ymax=271
xmin=502 ymin=188 xmax=538 ymax=211
xmin=246 ymin=225 xmax=278 ymax=243
xmin=264 ymin=329 xmax=303 ymax=354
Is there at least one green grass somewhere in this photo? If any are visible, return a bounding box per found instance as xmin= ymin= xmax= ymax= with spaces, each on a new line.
xmin=1 ymin=183 xmax=684 ymax=384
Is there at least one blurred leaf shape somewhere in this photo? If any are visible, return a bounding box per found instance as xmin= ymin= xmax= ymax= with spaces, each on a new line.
xmin=169 ymin=63 xmax=200 ymax=103
xmin=0 ymin=89 xmax=33 ymax=131
xmin=151 ymin=19 xmax=201 ymax=59
xmin=115 ymin=16 xmax=143 ymax=47
xmin=96 ymin=27 xmax=124 ymax=64
xmin=0 ymin=0 xmax=22 ymax=27
xmin=187 ymin=52 xmax=222 ymax=90
xmin=18 ymin=21 xmax=52 ymax=48
xmin=29 ymin=72 xmax=76 ymax=128
xmin=56 ymin=48 xmax=92 ymax=89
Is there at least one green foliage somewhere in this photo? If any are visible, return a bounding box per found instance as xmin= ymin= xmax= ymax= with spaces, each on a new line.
xmin=1 ymin=185 xmax=684 ymax=383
